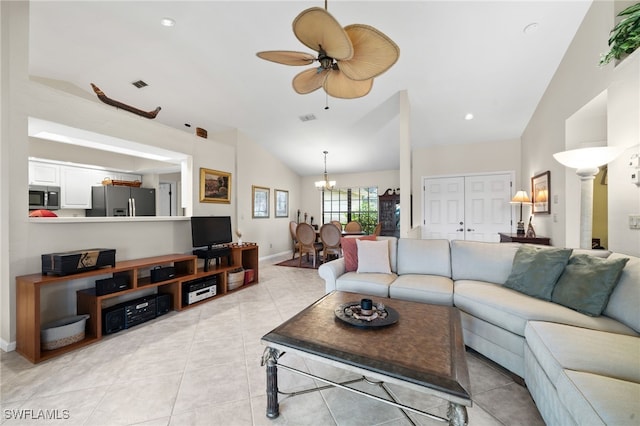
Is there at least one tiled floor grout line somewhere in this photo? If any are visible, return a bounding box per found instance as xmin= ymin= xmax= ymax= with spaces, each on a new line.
xmin=1 ymin=257 xmax=543 ymax=426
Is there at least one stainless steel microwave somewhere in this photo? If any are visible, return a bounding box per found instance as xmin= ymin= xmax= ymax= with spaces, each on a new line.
xmin=28 ymin=185 xmax=60 ymax=210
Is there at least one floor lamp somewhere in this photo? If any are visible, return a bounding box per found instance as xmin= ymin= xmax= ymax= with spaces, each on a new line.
xmin=553 ymin=146 xmax=623 ymax=249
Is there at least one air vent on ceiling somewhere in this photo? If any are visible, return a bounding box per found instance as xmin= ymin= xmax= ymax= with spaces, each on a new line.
xmin=132 ymin=80 xmax=148 ymax=89
xmin=299 ymin=114 xmax=316 ymax=122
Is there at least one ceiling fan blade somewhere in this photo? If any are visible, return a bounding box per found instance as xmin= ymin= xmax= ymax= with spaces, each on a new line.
xmin=338 ymin=24 xmax=400 ymax=81
xmin=256 ymin=51 xmax=316 ymax=66
xmin=292 ymin=68 xmax=328 ymax=94
xmin=293 ymin=7 xmax=353 ymax=61
xmin=323 ymin=70 xmax=373 ymax=99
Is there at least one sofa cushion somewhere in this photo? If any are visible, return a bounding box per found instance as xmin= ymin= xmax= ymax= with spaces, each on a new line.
xmin=552 ymin=254 xmax=629 ymax=316
xmin=356 ymin=239 xmax=392 ymax=274
xmin=556 ymin=370 xmax=640 ymax=426
xmin=342 ymin=235 xmax=377 ymax=272
xmin=397 ymin=238 xmax=451 ymax=277
xmin=451 ymin=240 xmax=519 ymax=284
xmin=525 ymin=321 xmax=640 ymax=386
xmin=503 ymin=245 xmax=572 ymax=301
xmin=389 ymin=274 xmax=453 ymax=305
xmin=335 ymin=271 xmax=396 ymax=298
xmin=454 ymin=280 xmax=638 ymax=337
xmin=604 ymin=254 xmax=640 ymax=334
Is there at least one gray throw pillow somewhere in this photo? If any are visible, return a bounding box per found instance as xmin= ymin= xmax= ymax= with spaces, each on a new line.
xmin=552 ymin=254 xmax=629 ymax=316
xmin=503 ymin=245 xmax=573 ymax=300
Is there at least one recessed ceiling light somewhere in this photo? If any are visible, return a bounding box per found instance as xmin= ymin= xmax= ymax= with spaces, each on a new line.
xmin=160 ymin=17 xmax=175 ymax=27
xmin=523 ymin=22 xmax=539 ymax=35
xmin=464 ymin=113 xmax=474 ymax=121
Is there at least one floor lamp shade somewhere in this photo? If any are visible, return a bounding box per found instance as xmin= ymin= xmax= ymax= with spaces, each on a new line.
xmin=553 ymin=146 xmax=624 ymax=249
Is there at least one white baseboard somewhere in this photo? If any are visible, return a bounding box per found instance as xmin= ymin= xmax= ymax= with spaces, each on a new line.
xmin=259 ymin=251 xmax=290 ymax=262
xmin=1 ymin=338 xmax=16 ymax=352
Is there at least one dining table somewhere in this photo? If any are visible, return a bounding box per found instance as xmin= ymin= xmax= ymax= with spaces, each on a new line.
xmin=314 ymin=229 xmax=366 ymax=241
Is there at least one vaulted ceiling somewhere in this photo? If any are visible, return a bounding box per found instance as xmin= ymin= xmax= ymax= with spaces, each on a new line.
xmin=28 ymin=1 xmax=593 ymax=176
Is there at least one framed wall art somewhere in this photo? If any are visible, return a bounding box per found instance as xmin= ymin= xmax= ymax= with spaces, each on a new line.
xmin=252 ymin=185 xmax=270 ymax=218
xmin=531 ymin=171 xmax=550 ymax=214
xmin=199 ymin=168 xmax=231 ymax=203
xmin=274 ymin=189 xmax=289 ymax=218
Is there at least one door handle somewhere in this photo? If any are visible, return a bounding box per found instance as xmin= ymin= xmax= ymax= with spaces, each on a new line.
xmin=456 ymin=228 xmax=464 ymax=232
xmin=467 ymin=228 xmax=475 ymax=232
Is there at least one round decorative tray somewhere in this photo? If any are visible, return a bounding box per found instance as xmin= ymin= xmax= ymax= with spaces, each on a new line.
xmin=334 ymin=301 xmax=399 ymax=328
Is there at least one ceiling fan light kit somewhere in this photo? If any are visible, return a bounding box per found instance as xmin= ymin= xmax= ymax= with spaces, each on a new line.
xmin=257 ymin=5 xmax=399 ymax=99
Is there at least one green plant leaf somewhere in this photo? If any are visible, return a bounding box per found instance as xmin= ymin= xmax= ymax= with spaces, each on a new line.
xmin=600 ymin=2 xmax=640 ymax=65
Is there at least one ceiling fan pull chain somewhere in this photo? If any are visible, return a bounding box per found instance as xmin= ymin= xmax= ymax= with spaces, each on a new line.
xmin=325 ymin=92 xmax=330 ymax=110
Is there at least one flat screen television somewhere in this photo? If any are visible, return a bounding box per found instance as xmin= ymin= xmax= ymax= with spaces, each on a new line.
xmin=191 ymin=216 xmax=232 ymax=249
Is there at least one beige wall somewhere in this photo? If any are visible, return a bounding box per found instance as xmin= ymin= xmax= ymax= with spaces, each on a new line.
xmin=592 ymin=167 xmax=609 ymax=248
xmin=300 ymin=170 xmax=400 ymax=227
xmin=235 ymin=130 xmax=302 ymax=256
xmin=411 ymin=139 xmax=521 ymax=227
xmin=0 ymin=2 xmax=302 ymax=348
xmin=521 ymin=1 xmax=640 ymax=254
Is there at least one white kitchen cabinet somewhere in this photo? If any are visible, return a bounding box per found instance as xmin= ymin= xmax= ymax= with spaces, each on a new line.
xmin=60 ymin=166 xmax=101 ymax=209
xmin=29 ymin=161 xmax=60 ymax=186
xmin=101 ymin=172 xmax=142 ymax=183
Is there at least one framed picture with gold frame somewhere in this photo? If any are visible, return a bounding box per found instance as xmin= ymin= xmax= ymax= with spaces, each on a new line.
xmin=199 ymin=168 xmax=231 ymax=203
xmin=252 ymin=185 xmax=270 ymax=218
xmin=531 ymin=171 xmax=550 ymax=214
xmin=274 ymin=189 xmax=289 ymax=218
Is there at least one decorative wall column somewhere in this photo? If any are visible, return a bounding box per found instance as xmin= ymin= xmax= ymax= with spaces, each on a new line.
xmin=576 ymin=167 xmax=599 ymax=249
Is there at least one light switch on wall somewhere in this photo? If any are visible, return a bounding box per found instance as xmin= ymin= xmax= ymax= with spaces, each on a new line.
xmin=630 ymin=215 xmax=640 ymax=230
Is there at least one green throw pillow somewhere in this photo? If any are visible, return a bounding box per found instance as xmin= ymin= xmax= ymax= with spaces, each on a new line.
xmin=503 ymin=245 xmax=573 ymax=300
xmin=552 ymin=254 xmax=629 ymax=316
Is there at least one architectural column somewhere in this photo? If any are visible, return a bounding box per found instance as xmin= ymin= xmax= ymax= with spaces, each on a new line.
xmin=576 ymin=167 xmax=599 ymax=249
xmin=1 ymin=0 xmax=30 ymax=350
xmin=399 ymin=90 xmax=411 ymax=238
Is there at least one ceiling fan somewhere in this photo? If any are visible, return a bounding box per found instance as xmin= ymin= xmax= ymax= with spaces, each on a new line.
xmin=256 ymin=3 xmax=400 ymax=99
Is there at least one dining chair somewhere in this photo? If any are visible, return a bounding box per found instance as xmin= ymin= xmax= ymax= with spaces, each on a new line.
xmin=319 ymin=223 xmax=342 ymax=264
xmin=295 ymin=222 xmax=322 ymax=267
xmin=345 ymin=220 xmax=362 ymax=233
xmin=331 ymin=220 xmax=342 ymax=231
xmin=289 ymin=221 xmax=299 ymax=259
xmin=373 ymin=222 xmax=382 ymax=236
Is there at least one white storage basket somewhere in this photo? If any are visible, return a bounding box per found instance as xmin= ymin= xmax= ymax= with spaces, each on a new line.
xmin=227 ymin=268 xmax=245 ymax=291
xmin=41 ymin=314 xmax=90 ymax=350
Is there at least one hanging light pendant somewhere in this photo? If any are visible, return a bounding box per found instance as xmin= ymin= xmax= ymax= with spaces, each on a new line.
xmin=314 ymin=150 xmax=336 ymax=191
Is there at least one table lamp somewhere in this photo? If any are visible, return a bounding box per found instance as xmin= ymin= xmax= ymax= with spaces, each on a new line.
xmin=510 ymin=190 xmax=531 ymax=235
xmin=553 ymin=146 xmax=623 ymax=248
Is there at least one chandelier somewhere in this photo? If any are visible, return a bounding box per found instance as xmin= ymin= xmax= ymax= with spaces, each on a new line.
xmin=314 ymin=150 xmax=336 ymax=191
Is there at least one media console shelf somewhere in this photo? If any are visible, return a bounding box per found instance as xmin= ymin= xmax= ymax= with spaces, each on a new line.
xmin=16 ymin=244 xmax=258 ymax=363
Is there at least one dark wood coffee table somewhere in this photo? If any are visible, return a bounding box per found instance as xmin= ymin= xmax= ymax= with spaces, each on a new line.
xmin=261 ymin=291 xmax=471 ymax=425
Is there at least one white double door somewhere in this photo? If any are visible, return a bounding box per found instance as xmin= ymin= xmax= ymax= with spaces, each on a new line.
xmin=422 ymin=172 xmax=514 ymax=242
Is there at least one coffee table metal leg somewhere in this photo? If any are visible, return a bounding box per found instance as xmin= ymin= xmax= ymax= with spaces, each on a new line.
xmin=447 ymin=402 xmax=468 ymax=426
xmin=263 ymin=347 xmax=280 ymax=418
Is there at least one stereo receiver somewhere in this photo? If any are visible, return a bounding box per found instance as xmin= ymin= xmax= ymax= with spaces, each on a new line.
xmin=182 ymin=276 xmax=217 ymax=306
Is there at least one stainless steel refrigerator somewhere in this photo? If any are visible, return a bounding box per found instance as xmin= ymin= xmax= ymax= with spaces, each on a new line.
xmin=86 ymin=186 xmax=156 ymax=217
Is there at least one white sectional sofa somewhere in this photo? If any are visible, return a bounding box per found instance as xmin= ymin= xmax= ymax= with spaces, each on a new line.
xmin=318 ymin=237 xmax=640 ymax=425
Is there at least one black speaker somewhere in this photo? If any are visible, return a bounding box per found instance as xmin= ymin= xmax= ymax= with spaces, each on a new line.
xmin=95 ymin=276 xmax=129 ymax=296
xmin=150 ymin=266 xmax=175 ymax=283
xmin=156 ymin=293 xmax=172 ymax=316
xmin=103 ymin=307 xmax=125 ymax=335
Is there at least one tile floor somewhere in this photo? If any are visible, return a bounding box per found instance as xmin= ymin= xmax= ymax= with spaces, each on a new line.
xmin=1 ymin=255 xmax=545 ymax=426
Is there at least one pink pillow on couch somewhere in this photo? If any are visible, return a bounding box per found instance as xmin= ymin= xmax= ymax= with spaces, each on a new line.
xmin=341 ymin=235 xmax=377 ymax=272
